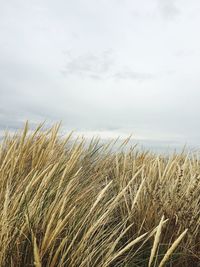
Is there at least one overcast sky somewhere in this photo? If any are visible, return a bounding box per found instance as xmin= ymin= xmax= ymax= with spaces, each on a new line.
xmin=1 ymin=0 xmax=200 ymax=149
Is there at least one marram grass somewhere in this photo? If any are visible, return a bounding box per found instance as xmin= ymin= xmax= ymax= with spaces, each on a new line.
xmin=0 ymin=122 xmax=199 ymax=267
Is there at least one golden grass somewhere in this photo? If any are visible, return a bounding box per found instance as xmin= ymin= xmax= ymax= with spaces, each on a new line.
xmin=0 ymin=122 xmax=199 ymax=267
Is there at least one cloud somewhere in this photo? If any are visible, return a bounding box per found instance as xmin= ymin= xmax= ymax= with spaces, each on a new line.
xmin=1 ymin=0 xmax=200 ymax=151
xmin=62 ymin=51 xmax=155 ymax=82
xmin=113 ymin=69 xmax=154 ymax=82
xmin=174 ymin=49 xmax=195 ymax=58
xmin=0 ymin=108 xmax=29 ymax=131
xmin=157 ymin=0 xmax=180 ymax=19
xmin=61 ymin=50 xmax=114 ymax=79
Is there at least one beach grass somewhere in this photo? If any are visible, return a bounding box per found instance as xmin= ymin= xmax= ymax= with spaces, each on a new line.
xmin=0 ymin=122 xmax=199 ymax=266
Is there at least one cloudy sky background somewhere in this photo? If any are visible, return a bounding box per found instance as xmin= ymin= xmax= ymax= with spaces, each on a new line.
xmin=1 ymin=0 xmax=200 ymax=151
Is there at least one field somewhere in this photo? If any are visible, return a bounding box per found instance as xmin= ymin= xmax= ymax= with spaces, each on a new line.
xmin=0 ymin=123 xmax=199 ymax=267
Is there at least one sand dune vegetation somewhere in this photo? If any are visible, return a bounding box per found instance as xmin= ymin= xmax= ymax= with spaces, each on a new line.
xmin=0 ymin=122 xmax=199 ymax=267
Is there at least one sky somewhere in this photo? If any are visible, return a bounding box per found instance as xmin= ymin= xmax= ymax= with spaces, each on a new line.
xmin=0 ymin=0 xmax=200 ymax=150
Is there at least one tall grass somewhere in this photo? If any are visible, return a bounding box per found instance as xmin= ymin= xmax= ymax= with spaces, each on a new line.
xmin=0 ymin=122 xmax=199 ymax=266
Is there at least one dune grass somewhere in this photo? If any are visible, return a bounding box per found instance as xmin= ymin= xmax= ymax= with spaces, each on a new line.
xmin=0 ymin=122 xmax=199 ymax=267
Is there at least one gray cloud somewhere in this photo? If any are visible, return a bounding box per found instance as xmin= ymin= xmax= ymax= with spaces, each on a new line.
xmin=113 ymin=70 xmax=154 ymax=82
xmin=62 ymin=52 xmax=155 ymax=82
xmin=0 ymin=0 xmax=200 ymax=151
xmin=61 ymin=50 xmax=114 ymax=80
xmin=174 ymin=49 xmax=195 ymax=58
xmin=157 ymin=0 xmax=180 ymax=19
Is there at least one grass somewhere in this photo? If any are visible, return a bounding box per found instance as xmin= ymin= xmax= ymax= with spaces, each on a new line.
xmin=0 ymin=122 xmax=199 ymax=267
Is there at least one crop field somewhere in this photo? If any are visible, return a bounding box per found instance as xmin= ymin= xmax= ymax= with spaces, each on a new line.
xmin=0 ymin=123 xmax=199 ymax=267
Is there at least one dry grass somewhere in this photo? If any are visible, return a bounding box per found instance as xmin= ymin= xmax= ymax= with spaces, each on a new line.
xmin=0 ymin=122 xmax=199 ymax=267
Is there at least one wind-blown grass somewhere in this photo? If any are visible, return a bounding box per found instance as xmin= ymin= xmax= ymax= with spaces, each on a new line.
xmin=0 ymin=122 xmax=199 ymax=266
